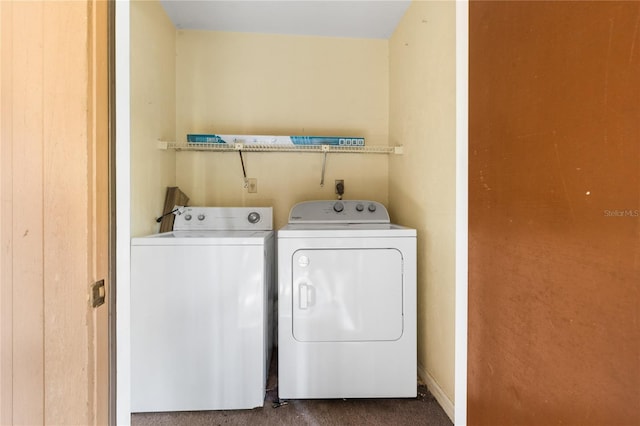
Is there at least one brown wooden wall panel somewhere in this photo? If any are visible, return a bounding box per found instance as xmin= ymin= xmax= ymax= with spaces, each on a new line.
xmin=42 ymin=2 xmax=92 ymax=423
xmin=469 ymin=1 xmax=640 ymax=425
xmin=1 ymin=1 xmax=107 ymax=424
xmin=7 ymin=3 xmax=46 ymax=424
xmin=0 ymin=3 xmax=16 ymax=424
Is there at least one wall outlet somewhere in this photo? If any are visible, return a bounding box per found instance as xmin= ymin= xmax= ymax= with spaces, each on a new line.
xmin=247 ymin=178 xmax=257 ymax=193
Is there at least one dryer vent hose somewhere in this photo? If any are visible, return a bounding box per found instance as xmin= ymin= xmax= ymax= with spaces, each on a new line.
xmin=336 ymin=181 xmax=344 ymax=200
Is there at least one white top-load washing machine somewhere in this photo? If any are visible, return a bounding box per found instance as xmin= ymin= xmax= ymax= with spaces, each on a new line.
xmin=131 ymin=207 xmax=274 ymax=412
xmin=278 ymin=200 xmax=417 ymax=399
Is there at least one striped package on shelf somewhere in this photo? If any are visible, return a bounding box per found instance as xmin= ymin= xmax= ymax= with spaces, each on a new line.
xmin=186 ymin=134 xmax=365 ymax=147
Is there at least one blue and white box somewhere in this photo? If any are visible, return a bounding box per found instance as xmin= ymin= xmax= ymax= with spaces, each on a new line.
xmin=187 ymin=134 xmax=365 ymax=147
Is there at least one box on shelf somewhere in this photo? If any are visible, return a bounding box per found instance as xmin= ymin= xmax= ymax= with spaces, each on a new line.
xmin=186 ymin=134 xmax=365 ymax=147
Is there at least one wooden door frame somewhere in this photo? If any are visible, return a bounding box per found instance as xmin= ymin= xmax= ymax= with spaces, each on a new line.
xmin=115 ymin=1 xmax=132 ymax=423
xmin=455 ymin=2 xmax=469 ymax=425
xmin=107 ymin=0 xmax=118 ymax=424
xmin=91 ymin=0 xmax=111 ymax=424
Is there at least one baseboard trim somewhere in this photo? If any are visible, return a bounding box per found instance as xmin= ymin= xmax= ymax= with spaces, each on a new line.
xmin=418 ymin=364 xmax=455 ymax=423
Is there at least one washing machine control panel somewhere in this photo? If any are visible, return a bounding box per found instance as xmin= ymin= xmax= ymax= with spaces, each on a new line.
xmin=173 ymin=207 xmax=273 ymax=231
xmin=289 ymin=200 xmax=389 ymax=224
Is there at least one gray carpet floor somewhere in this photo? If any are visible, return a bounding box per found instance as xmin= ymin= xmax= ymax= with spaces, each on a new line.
xmin=132 ymin=352 xmax=453 ymax=426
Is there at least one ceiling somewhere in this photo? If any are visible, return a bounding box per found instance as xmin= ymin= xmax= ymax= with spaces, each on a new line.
xmin=159 ymin=0 xmax=412 ymax=39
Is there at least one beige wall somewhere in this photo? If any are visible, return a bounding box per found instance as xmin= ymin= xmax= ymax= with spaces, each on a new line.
xmin=175 ymin=31 xmax=389 ymax=228
xmin=130 ymin=0 xmax=177 ymax=237
xmin=389 ymin=0 xmax=456 ymax=413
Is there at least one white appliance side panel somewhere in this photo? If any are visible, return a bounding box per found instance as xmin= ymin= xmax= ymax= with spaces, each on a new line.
xmin=131 ymin=244 xmax=266 ymax=412
xmin=292 ymin=249 xmax=403 ymax=342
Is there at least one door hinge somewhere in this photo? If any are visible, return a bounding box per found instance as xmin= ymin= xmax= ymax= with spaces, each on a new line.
xmin=92 ymin=279 xmax=106 ymax=308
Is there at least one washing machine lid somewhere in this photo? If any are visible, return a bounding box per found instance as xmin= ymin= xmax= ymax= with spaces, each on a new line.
xmin=132 ymin=206 xmax=274 ymax=245
xmin=131 ymin=230 xmax=273 ymax=246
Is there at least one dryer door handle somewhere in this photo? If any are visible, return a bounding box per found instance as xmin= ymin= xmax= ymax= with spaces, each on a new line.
xmin=298 ymin=282 xmax=314 ymax=310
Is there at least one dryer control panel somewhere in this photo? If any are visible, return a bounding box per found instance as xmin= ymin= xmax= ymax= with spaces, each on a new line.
xmin=288 ymin=200 xmax=389 ymax=224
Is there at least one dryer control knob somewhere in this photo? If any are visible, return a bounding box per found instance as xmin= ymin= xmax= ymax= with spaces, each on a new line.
xmin=197 ymin=214 xmax=205 ymax=221
xmin=184 ymin=214 xmax=192 ymax=221
xmin=247 ymin=211 xmax=261 ymax=224
xmin=368 ymin=203 xmax=377 ymax=212
xmin=356 ymin=203 xmax=364 ymax=212
xmin=333 ymin=201 xmax=344 ymax=213
xmin=298 ymin=255 xmax=310 ymax=268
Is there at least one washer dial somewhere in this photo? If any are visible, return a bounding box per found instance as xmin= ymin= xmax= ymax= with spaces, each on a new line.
xmin=247 ymin=211 xmax=261 ymax=224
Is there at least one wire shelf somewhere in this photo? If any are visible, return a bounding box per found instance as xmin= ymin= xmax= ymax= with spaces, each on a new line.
xmin=160 ymin=141 xmax=401 ymax=154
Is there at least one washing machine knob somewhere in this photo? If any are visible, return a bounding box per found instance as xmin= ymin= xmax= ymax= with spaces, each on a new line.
xmin=184 ymin=214 xmax=192 ymax=221
xmin=356 ymin=203 xmax=364 ymax=212
xmin=197 ymin=214 xmax=205 ymax=221
xmin=333 ymin=201 xmax=344 ymax=213
xmin=368 ymin=203 xmax=377 ymax=212
xmin=247 ymin=211 xmax=261 ymax=224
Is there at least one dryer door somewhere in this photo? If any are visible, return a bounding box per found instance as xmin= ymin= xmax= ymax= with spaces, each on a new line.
xmin=291 ymin=248 xmax=403 ymax=342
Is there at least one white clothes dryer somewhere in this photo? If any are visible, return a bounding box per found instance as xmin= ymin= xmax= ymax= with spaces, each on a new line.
xmin=277 ymin=200 xmax=417 ymax=399
xmin=131 ymin=207 xmax=274 ymax=412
